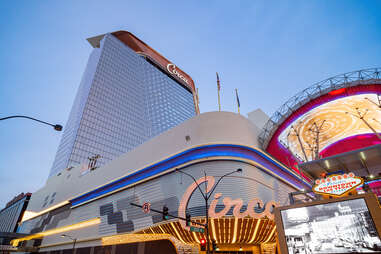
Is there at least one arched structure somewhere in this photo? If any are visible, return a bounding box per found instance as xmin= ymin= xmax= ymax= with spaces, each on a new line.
xmin=259 ymin=68 xmax=381 ymax=168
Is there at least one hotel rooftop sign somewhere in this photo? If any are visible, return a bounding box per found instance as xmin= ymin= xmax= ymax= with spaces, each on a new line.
xmin=87 ymin=30 xmax=195 ymax=93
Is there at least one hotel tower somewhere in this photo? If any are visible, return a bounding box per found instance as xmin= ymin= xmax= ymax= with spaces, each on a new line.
xmin=49 ymin=31 xmax=198 ymax=177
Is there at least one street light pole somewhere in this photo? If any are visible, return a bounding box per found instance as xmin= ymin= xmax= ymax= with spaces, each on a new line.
xmin=204 ymin=170 xmax=210 ymax=254
xmin=0 ymin=115 xmax=63 ymax=131
xmin=61 ymin=234 xmax=77 ymax=254
xmin=176 ymin=168 xmax=242 ymax=254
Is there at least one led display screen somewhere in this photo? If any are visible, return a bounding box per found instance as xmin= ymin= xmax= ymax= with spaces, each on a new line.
xmin=278 ymin=94 xmax=381 ymax=161
xmin=280 ymin=198 xmax=381 ymax=253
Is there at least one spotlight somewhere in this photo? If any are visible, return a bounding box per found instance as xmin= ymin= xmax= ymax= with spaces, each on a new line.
xmin=369 ymin=174 xmax=375 ymax=179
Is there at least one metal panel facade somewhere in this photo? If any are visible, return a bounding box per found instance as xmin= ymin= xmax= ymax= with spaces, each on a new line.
xmin=19 ymin=160 xmax=296 ymax=248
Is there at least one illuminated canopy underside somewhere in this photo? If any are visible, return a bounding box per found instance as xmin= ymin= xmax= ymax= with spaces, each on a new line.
xmin=279 ymin=94 xmax=381 ymax=161
xmin=136 ymin=217 xmax=276 ymax=245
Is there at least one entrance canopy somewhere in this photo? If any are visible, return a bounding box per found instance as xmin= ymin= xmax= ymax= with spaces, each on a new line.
xmin=298 ymin=144 xmax=381 ymax=179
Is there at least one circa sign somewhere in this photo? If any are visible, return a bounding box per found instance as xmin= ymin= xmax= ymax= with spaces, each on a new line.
xmin=178 ymin=176 xmax=278 ymax=231
xmin=167 ymin=63 xmax=189 ymax=85
xmin=313 ymin=172 xmax=363 ymax=197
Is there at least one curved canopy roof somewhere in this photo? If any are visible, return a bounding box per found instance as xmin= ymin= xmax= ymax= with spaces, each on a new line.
xmin=259 ymin=68 xmax=381 ymax=166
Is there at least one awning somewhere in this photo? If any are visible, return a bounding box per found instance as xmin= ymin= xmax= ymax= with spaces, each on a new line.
xmin=298 ymin=144 xmax=381 ymax=179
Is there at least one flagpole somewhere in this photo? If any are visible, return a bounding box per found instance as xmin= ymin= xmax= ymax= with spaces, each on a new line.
xmin=196 ymin=88 xmax=200 ymax=114
xmin=216 ymin=72 xmax=221 ymax=111
xmin=218 ymin=90 xmax=221 ymax=112
xmin=235 ymin=88 xmax=241 ymax=114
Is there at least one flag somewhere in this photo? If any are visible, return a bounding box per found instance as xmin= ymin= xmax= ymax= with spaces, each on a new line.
xmin=235 ymin=88 xmax=240 ymax=108
xmin=235 ymin=88 xmax=241 ymax=114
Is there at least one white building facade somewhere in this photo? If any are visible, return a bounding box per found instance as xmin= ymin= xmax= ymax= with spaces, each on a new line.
xmin=16 ymin=112 xmax=311 ymax=254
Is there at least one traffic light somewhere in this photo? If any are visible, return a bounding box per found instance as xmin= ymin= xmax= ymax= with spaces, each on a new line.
xmin=186 ymin=213 xmax=191 ymax=226
xmin=200 ymin=238 xmax=206 ymax=251
xmin=162 ymin=205 xmax=169 ymax=220
xmin=212 ymin=240 xmax=217 ymax=251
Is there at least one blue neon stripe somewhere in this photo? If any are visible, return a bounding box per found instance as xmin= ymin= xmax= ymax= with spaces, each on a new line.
xmin=365 ymin=179 xmax=381 ymax=184
xmin=70 ymin=144 xmax=312 ymax=206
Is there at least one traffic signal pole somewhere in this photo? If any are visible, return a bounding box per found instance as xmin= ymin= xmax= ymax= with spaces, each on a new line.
xmin=131 ymin=168 xmax=242 ymax=254
xmin=204 ymin=171 xmax=210 ymax=254
xmin=176 ymin=168 xmax=242 ymax=254
xmin=129 ymin=203 xmax=206 ymax=227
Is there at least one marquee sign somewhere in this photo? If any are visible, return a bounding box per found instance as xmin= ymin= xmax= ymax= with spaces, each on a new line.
xmin=312 ymin=172 xmax=364 ymax=197
xmin=178 ymin=176 xmax=278 ymax=231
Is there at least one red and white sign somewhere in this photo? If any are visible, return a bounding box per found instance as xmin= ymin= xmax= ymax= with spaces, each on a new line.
xmin=313 ymin=172 xmax=363 ymax=196
xmin=142 ymin=202 xmax=151 ymax=214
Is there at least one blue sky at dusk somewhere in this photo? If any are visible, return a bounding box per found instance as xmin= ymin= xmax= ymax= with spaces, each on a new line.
xmin=0 ymin=0 xmax=380 ymax=207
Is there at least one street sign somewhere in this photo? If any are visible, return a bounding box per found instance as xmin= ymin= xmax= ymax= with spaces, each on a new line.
xmin=190 ymin=226 xmax=205 ymax=233
xmin=142 ymin=202 xmax=151 ymax=214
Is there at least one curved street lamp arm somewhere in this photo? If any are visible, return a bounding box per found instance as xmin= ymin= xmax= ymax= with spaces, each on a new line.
xmin=207 ymin=170 xmax=239 ymax=200
xmin=0 ymin=115 xmax=62 ymax=131
xmin=176 ymin=168 xmax=207 ymax=199
xmin=61 ymin=234 xmax=75 ymax=241
xmin=1 ymin=115 xmax=54 ymax=126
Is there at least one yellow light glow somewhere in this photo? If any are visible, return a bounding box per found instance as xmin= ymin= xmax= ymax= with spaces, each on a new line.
xmin=12 ymin=218 xmax=100 ymax=246
xmin=102 ymin=233 xmax=181 ymax=247
xmin=242 ymin=218 xmax=249 ymax=242
xmin=264 ymin=226 xmax=276 ymax=243
xmin=227 ymin=218 xmax=232 ymax=243
xmin=21 ymin=201 xmax=70 ymax=222
xmin=131 ymin=217 xmax=277 ymax=245
xmin=221 ymin=219 xmax=225 ymax=243
xmin=249 ymin=219 xmax=261 ymax=243
xmin=158 ymin=225 xmax=165 ymax=234
xmin=211 ymin=218 xmax=217 ymax=242
xmin=170 ymin=222 xmax=186 ymax=244
xmin=191 ymin=231 xmax=200 ymax=243
xmin=20 ymin=210 xmax=38 ymax=222
xmin=231 ymin=217 xmax=239 ymax=244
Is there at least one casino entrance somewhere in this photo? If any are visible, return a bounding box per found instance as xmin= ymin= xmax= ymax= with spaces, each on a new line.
xmin=102 ymin=217 xmax=278 ymax=253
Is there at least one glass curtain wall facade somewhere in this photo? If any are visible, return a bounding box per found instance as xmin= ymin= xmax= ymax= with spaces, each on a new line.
xmin=49 ymin=34 xmax=195 ymax=177
xmin=0 ymin=194 xmax=30 ymax=233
